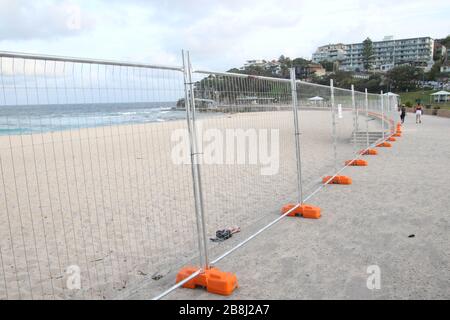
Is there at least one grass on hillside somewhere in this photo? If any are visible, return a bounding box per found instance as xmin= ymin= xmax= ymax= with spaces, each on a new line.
xmin=397 ymin=89 xmax=450 ymax=110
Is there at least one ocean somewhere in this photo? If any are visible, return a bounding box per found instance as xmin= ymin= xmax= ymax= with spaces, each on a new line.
xmin=0 ymin=102 xmax=209 ymax=135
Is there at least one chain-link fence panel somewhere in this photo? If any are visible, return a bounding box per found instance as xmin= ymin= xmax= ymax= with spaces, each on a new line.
xmin=0 ymin=53 xmax=201 ymax=299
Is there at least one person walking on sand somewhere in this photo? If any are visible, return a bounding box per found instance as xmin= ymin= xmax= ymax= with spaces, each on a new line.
xmin=400 ymin=104 xmax=406 ymax=124
xmin=415 ymin=103 xmax=423 ymax=124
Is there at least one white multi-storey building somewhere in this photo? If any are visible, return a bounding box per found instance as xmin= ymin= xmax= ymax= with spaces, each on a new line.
xmin=312 ymin=37 xmax=435 ymax=72
xmin=311 ymin=43 xmax=347 ymax=64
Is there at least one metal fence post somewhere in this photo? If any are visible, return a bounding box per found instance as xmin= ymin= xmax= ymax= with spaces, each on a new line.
xmin=356 ymin=89 xmax=359 ymax=133
xmin=386 ymin=94 xmax=390 ymax=134
xmin=351 ymin=84 xmax=356 ymax=152
xmin=388 ymin=95 xmax=392 ymax=134
xmin=330 ymin=79 xmax=337 ymax=173
xmin=182 ymin=50 xmax=209 ymax=270
xmin=365 ymin=88 xmax=369 ymax=149
xmin=380 ymin=90 xmax=385 ymax=140
xmin=290 ymin=68 xmax=303 ymax=204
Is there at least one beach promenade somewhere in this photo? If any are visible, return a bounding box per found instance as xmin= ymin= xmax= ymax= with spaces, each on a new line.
xmin=162 ymin=114 xmax=450 ymax=300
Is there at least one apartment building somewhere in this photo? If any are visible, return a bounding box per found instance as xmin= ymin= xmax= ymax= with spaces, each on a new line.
xmin=311 ymin=43 xmax=347 ymax=64
xmin=312 ymin=36 xmax=435 ymax=72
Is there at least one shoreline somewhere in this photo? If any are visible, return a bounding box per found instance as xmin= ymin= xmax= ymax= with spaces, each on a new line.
xmin=0 ymin=105 xmax=343 ymax=138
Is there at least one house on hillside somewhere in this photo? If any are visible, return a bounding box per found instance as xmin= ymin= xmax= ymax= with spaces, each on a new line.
xmin=296 ymin=63 xmax=326 ymax=79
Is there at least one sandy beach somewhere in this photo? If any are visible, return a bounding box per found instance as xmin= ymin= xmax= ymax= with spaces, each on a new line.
xmin=159 ymin=114 xmax=450 ymax=300
xmin=0 ymin=109 xmax=381 ymax=299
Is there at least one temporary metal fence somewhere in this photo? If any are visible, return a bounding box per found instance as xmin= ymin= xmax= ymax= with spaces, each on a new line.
xmin=0 ymin=50 xmax=398 ymax=300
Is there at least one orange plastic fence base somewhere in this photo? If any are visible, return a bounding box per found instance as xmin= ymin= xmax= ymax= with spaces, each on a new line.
xmin=396 ymin=130 xmax=402 ymax=134
xmin=393 ymin=133 xmax=401 ymax=137
xmin=176 ymin=267 xmax=238 ymax=296
xmin=345 ymin=159 xmax=368 ymax=166
xmin=281 ymin=204 xmax=321 ymax=219
xmin=360 ymin=149 xmax=378 ymax=155
xmin=322 ymin=175 xmax=352 ymax=185
xmin=387 ymin=137 xmax=396 ymax=142
xmin=376 ymin=142 xmax=392 ymax=147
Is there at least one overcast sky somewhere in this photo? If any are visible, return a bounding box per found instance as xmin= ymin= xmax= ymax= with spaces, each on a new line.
xmin=0 ymin=0 xmax=449 ymax=71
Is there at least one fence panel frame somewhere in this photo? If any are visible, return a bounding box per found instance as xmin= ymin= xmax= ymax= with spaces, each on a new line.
xmin=0 ymin=50 xmax=399 ymax=300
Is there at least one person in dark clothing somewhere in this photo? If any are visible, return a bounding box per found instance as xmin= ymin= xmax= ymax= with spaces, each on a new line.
xmin=400 ymin=105 xmax=406 ymax=124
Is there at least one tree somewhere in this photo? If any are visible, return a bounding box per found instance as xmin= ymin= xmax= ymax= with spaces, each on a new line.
xmin=319 ymin=60 xmax=334 ymax=72
xmin=314 ymin=70 xmax=352 ymax=88
xmin=292 ymin=57 xmax=310 ymax=67
xmin=227 ymin=55 xmax=314 ymax=79
xmin=362 ymin=38 xmax=374 ymax=71
xmin=439 ymin=35 xmax=450 ymax=48
xmin=312 ymin=70 xmax=383 ymax=93
xmin=228 ymin=65 xmax=274 ymax=78
xmin=278 ymin=55 xmax=292 ymax=78
xmin=426 ymin=61 xmax=442 ymax=81
xmin=353 ymin=74 xmax=383 ymax=93
xmin=227 ymin=68 xmax=241 ymax=73
xmin=386 ymin=65 xmax=423 ymax=92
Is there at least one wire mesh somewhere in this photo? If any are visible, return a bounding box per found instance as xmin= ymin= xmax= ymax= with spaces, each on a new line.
xmin=0 ymin=51 xmax=399 ymax=300
xmin=332 ymin=86 xmax=358 ymax=169
xmin=367 ymin=92 xmax=385 ymax=141
xmin=0 ymin=54 xmax=200 ymax=299
xmin=295 ymin=81 xmax=334 ymax=194
xmin=189 ymin=71 xmax=298 ymax=262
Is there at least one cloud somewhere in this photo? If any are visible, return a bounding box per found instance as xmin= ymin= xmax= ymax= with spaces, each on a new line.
xmin=138 ymin=0 xmax=450 ymax=70
xmin=0 ymin=0 xmax=94 ymax=41
xmin=1 ymin=0 xmax=449 ymax=72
